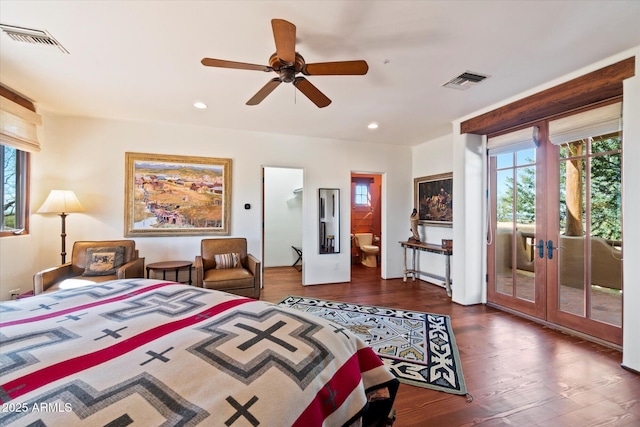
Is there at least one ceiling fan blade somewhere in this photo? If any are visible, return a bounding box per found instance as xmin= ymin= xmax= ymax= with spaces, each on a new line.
xmin=246 ymin=78 xmax=282 ymax=105
xmin=293 ymin=77 xmax=331 ymax=108
xmin=201 ymin=58 xmax=272 ymax=72
xmin=302 ymin=60 xmax=369 ymax=76
xmin=271 ymin=19 xmax=296 ymax=65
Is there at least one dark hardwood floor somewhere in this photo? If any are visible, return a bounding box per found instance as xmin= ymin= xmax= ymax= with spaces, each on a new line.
xmin=262 ymin=265 xmax=640 ymax=427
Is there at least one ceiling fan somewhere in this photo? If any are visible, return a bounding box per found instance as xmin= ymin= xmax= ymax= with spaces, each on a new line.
xmin=201 ymin=19 xmax=369 ymax=108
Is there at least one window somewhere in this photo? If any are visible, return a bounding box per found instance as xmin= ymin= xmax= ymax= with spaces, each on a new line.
xmin=1 ymin=144 xmax=28 ymax=236
xmin=354 ymin=183 xmax=370 ymax=206
xmin=0 ymin=87 xmax=41 ymax=237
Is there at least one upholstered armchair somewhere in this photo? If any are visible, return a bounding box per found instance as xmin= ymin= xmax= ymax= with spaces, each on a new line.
xmin=33 ymin=240 xmax=145 ymax=294
xmin=195 ymin=238 xmax=261 ymax=299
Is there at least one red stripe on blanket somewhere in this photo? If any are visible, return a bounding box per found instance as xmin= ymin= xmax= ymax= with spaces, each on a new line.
xmin=0 ymin=282 xmax=176 ymax=328
xmin=358 ymin=346 xmax=385 ymax=373
xmin=0 ymin=297 xmax=253 ymax=403
xmin=293 ymin=347 xmax=382 ymax=426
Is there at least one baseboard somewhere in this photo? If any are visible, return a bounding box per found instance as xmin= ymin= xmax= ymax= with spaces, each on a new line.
xmin=485 ymin=302 xmax=622 ymax=352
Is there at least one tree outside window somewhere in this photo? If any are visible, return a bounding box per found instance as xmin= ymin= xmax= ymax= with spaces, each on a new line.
xmin=1 ymin=144 xmax=28 ymax=236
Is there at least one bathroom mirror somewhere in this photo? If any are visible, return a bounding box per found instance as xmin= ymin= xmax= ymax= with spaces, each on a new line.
xmin=319 ymin=188 xmax=340 ymax=254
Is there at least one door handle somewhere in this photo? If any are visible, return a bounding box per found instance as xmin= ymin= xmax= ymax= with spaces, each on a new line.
xmin=531 ymin=239 xmax=545 ymax=259
xmin=546 ymin=240 xmax=561 ymax=259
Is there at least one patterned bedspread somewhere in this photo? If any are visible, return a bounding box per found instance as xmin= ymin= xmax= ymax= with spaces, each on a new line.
xmin=0 ymin=279 xmax=397 ymax=427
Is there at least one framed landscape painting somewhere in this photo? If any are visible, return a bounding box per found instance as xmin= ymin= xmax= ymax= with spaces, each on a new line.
xmin=414 ymin=172 xmax=453 ymax=227
xmin=124 ymin=152 xmax=231 ymax=237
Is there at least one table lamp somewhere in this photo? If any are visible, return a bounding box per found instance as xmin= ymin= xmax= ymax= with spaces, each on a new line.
xmin=37 ymin=190 xmax=85 ymax=264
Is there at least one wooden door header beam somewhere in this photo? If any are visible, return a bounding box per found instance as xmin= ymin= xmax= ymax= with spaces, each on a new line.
xmin=460 ymin=57 xmax=635 ymax=136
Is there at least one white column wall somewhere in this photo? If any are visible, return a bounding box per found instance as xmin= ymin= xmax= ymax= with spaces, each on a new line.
xmin=622 ymin=68 xmax=640 ymax=372
xmin=451 ymin=131 xmax=485 ymax=305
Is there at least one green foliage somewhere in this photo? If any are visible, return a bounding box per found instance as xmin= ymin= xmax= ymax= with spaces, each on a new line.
xmin=589 ymin=137 xmax=622 ymax=240
xmin=2 ymin=146 xmax=17 ymax=230
xmin=496 ymin=160 xmax=535 ymax=225
xmin=496 ymin=135 xmax=622 ymax=241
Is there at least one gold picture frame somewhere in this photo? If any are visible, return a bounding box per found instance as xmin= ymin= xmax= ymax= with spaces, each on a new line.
xmin=414 ymin=172 xmax=453 ymax=227
xmin=124 ymin=152 xmax=231 ymax=237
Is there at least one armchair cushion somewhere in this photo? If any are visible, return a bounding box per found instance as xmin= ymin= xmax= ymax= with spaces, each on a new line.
xmin=214 ymin=253 xmax=241 ymax=269
xmin=34 ymin=240 xmax=145 ymax=294
xmin=83 ymin=246 xmax=126 ymax=276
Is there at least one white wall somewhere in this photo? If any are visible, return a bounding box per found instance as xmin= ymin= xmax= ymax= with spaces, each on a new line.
xmin=452 ymin=132 xmax=484 ymax=306
xmin=410 ymin=134 xmax=454 ymax=286
xmin=622 ymin=65 xmax=640 ymax=372
xmin=264 ymin=167 xmax=303 ymax=267
xmin=0 ymin=114 xmax=413 ymax=297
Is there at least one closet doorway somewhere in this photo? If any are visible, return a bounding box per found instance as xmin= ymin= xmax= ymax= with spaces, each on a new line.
xmin=487 ymin=101 xmax=623 ymax=345
xmin=262 ymin=167 xmax=304 ymax=277
xmin=351 ymin=173 xmax=382 ymax=271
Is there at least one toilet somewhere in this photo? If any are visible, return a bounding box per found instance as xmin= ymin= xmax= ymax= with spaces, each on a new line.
xmin=354 ymin=233 xmax=379 ymax=267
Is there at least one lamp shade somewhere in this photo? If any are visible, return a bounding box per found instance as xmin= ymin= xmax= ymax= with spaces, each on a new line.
xmin=37 ymin=190 xmax=85 ymax=214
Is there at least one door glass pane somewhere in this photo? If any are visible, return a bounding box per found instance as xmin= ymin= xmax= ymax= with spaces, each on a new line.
xmin=496 ymin=168 xmax=514 ymax=296
xmin=496 ymin=152 xmax=513 ymax=169
xmin=515 ymin=165 xmax=535 ymax=301
xmin=589 ymin=148 xmax=622 ymax=326
xmin=591 ymin=133 xmax=621 ymax=154
xmin=495 ymin=150 xmax=536 ymax=301
xmin=558 ymin=134 xmax=622 ymax=326
xmin=516 ymin=148 xmax=535 ymax=166
xmin=558 ymin=154 xmax=586 ymax=316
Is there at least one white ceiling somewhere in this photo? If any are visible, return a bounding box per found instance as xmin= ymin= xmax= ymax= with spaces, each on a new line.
xmin=1 ymin=1 xmax=639 ymax=146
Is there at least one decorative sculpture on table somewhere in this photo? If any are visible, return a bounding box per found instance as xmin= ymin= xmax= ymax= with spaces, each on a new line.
xmin=409 ymin=208 xmax=420 ymax=242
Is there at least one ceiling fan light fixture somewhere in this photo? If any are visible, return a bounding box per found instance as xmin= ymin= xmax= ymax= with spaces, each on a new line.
xmin=193 ymin=101 xmax=207 ymax=109
xmin=368 ymin=122 xmax=379 ymax=129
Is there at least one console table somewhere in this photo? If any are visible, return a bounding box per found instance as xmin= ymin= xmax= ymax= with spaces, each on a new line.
xmin=399 ymin=241 xmax=453 ymax=297
xmin=146 ymin=260 xmax=193 ymax=286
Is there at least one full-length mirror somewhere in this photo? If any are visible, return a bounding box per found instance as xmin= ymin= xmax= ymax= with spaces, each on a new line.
xmin=319 ymin=188 xmax=340 ymax=254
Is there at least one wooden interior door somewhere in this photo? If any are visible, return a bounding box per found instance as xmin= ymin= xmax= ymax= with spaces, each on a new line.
xmin=488 ymin=118 xmax=623 ymax=345
xmin=544 ymin=127 xmax=623 ymax=345
xmin=487 ymin=131 xmax=547 ymax=319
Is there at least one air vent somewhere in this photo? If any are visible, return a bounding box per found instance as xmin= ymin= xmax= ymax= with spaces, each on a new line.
xmin=442 ymin=71 xmax=489 ymax=90
xmin=0 ymin=23 xmax=69 ymax=53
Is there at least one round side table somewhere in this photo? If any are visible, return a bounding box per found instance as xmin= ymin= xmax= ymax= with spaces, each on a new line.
xmin=146 ymin=260 xmax=193 ymax=286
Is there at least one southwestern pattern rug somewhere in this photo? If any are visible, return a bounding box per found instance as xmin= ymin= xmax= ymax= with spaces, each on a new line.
xmin=278 ymin=296 xmax=471 ymax=399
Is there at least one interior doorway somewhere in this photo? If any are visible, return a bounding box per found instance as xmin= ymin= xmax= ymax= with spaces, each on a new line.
xmin=262 ymin=167 xmax=304 ymax=281
xmin=351 ymin=173 xmax=382 ymax=271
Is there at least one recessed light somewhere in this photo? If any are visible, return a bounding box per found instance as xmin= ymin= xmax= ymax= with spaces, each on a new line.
xmin=368 ymin=122 xmax=379 ymax=129
xmin=193 ymin=101 xmax=207 ymax=109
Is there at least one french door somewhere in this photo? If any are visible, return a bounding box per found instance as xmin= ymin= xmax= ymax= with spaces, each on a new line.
xmin=487 ymin=102 xmax=623 ymax=345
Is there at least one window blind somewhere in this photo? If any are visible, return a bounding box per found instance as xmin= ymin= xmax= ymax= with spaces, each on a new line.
xmin=0 ymin=95 xmax=42 ymax=152
xmin=487 ymin=126 xmax=539 ymax=155
xmin=549 ymin=102 xmax=622 ymax=146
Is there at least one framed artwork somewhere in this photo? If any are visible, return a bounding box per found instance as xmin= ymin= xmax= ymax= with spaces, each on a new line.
xmin=414 ymin=172 xmax=453 ymax=227
xmin=124 ymin=152 xmax=231 ymax=237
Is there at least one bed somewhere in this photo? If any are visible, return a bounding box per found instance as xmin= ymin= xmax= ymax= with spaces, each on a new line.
xmin=0 ymin=279 xmax=398 ymax=426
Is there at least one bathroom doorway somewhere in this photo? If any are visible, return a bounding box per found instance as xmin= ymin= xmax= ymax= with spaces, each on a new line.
xmin=351 ymin=173 xmax=382 ymax=271
xmin=262 ymin=167 xmax=304 ymax=284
